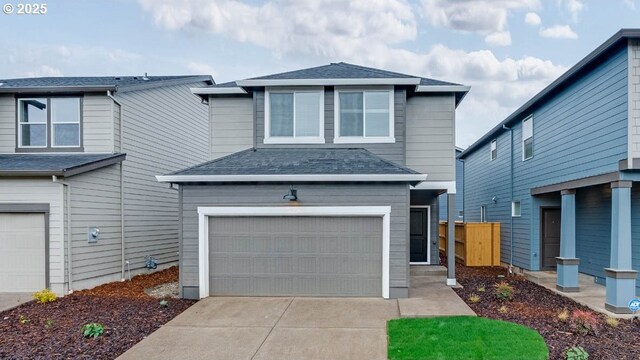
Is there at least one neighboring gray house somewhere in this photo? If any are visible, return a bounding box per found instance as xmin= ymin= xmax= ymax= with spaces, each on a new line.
xmin=459 ymin=29 xmax=640 ymax=313
xmin=0 ymin=75 xmax=212 ymax=295
xmin=157 ymin=62 xmax=469 ymax=299
xmin=439 ymin=147 xmax=464 ymax=221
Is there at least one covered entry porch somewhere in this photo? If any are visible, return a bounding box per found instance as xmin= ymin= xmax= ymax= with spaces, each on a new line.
xmin=531 ymin=172 xmax=639 ymax=314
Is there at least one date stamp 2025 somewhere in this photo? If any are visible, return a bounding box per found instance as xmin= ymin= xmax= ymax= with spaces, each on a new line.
xmin=3 ymin=3 xmax=47 ymax=15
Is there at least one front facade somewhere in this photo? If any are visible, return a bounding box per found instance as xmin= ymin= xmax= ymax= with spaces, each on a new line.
xmin=460 ymin=29 xmax=640 ymax=313
xmin=0 ymin=76 xmax=211 ymax=295
xmin=159 ymin=62 xmax=468 ymax=299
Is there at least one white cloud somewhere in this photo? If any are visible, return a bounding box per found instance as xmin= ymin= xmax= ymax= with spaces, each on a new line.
xmin=524 ymin=12 xmax=541 ymax=26
xmin=187 ymin=61 xmax=216 ymax=76
xmin=557 ymin=0 xmax=584 ymax=22
xmin=539 ymin=25 xmax=578 ymax=39
xmin=26 ymin=65 xmax=63 ymax=77
xmin=624 ymin=0 xmax=636 ymax=10
xmin=484 ymin=31 xmax=512 ymax=47
xmin=421 ymin=0 xmax=539 ymax=33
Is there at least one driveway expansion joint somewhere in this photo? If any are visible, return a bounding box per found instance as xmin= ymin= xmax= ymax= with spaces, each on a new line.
xmin=250 ymin=296 xmax=295 ymax=360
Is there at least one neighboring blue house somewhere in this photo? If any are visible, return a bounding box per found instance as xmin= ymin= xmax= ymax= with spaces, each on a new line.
xmin=439 ymin=147 xmax=464 ymax=221
xmin=459 ymin=29 xmax=640 ymax=314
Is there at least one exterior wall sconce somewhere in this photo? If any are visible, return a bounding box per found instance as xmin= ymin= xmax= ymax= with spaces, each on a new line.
xmin=492 ymin=196 xmax=498 ymax=204
xmin=283 ymin=185 xmax=298 ymax=201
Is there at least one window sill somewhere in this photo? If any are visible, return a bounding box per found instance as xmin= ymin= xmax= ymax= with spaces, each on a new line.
xmin=15 ymin=147 xmax=85 ymax=153
xmin=333 ymin=137 xmax=395 ymax=144
xmin=263 ymin=137 xmax=325 ymax=145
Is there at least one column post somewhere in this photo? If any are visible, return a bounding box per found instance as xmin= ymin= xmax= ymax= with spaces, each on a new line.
xmin=446 ymin=193 xmax=456 ymax=286
xmin=556 ymin=189 xmax=580 ymax=292
xmin=605 ymin=181 xmax=637 ymax=314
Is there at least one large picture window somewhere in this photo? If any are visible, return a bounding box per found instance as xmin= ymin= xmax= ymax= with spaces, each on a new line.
xmin=335 ymin=89 xmax=394 ymax=143
xmin=265 ymin=90 xmax=324 ymax=144
xmin=17 ymin=97 xmax=81 ymax=150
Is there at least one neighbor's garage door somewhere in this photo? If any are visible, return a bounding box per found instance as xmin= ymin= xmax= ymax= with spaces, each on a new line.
xmin=0 ymin=213 xmax=46 ymax=292
xmin=209 ymin=216 xmax=382 ymax=297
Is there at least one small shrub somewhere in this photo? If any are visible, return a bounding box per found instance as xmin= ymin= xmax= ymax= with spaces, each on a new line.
xmin=159 ymin=299 xmax=169 ymax=307
xmin=477 ymin=285 xmax=486 ymax=293
xmin=606 ymin=316 xmax=619 ymax=328
xmin=468 ymin=294 xmax=481 ymax=303
xmin=565 ymin=346 xmax=589 ymax=360
xmin=498 ymin=305 xmax=508 ymax=313
xmin=81 ymin=323 xmax=104 ymax=338
xmin=557 ymin=308 xmax=570 ymax=322
xmin=18 ymin=315 xmax=30 ymax=325
xmin=44 ymin=318 xmax=54 ymax=329
xmin=494 ymin=281 xmax=514 ymax=301
xmin=572 ymin=310 xmax=598 ymax=335
xmin=33 ymin=289 xmax=57 ymax=304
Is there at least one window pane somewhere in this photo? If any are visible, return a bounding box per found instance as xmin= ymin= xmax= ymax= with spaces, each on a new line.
xmin=339 ymin=92 xmax=363 ymax=136
xmin=294 ymin=92 xmax=320 ymax=137
xmin=523 ymin=118 xmax=533 ymax=139
xmin=21 ymin=124 xmax=46 ymax=146
xmin=51 ymin=98 xmax=80 ymax=123
xmin=524 ymin=138 xmax=533 ymax=159
xmin=365 ymin=112 xmax=390 ymax=136
xmin=53 ymin=124 xmax=80 ymax=146
xmin=365 ymin=92 xmax=390 ymax=137
xmin=270 ymin=93 xmax=293 ymax=137
xmin=19 ymin=99 xmax=47 ymax=123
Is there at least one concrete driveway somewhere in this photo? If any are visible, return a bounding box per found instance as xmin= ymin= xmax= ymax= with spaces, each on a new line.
xmin=0 ymin=293 xmax=32 ymax=312
xmin=118 ymin=297 xmax=398 ymax=360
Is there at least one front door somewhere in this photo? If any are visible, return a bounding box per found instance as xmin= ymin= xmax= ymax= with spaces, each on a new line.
xmin=410 ymin=208 xmax=430 ymax=263
xmin=541 ymin=207 xmax=561 ymax=270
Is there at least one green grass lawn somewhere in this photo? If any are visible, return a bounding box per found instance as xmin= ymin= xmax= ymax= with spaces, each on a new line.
xmin=387 ymin=316 xmax=548 ymax=360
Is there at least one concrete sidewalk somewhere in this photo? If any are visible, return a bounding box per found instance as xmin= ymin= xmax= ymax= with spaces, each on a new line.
xmin=0 ymin=293 xmax=32 ymax=312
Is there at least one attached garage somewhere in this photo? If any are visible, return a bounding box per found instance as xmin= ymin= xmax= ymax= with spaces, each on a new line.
xmin=0 ymin=212 xmax=47 ymax=292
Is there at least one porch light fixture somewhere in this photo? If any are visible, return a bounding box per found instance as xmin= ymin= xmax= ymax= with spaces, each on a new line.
xmin=283 ymin=185 xmax=298 ymax=201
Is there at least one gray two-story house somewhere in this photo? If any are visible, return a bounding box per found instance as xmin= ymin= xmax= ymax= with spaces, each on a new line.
xmin=0 ymin=75 xmax=212 ymax=295
xmin=157 ymin=63 xmax=469 ymax=299
xmin=459 ymin=29 xmax=640 ymax=313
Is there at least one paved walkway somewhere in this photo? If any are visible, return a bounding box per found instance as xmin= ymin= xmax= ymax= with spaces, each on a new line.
xmin=0 ymin=293 xmax=31 ymax=312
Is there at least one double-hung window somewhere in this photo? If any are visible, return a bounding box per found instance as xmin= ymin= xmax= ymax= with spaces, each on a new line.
xmin=335 ymin=88 xmax=394 ymax=143
xmin=17 ymin=97 xmax=81 ymax=150
xmin=490 ymin=139 xmax=497 ymax=160
xmin=522 ymin=116 xmax=533 ymax=160
xmin=265 ymin=89 xmax=324 ymax=144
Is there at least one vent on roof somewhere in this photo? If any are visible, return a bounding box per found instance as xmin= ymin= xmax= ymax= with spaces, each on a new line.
xmin=142 ymin=72 xmax=149 ymax=81
xmin=115 ymin=77 xmax=121 ymax=80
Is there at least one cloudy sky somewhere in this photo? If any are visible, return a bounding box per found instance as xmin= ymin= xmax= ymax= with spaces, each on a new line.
xmin=1 ymin=0 xmax=638 ymax=147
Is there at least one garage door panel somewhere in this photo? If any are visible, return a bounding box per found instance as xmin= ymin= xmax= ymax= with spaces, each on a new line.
xmin=208 ymin=216 xmax=382 ymax=297
xmin=0 ymin=213 xmax=46 ymax=292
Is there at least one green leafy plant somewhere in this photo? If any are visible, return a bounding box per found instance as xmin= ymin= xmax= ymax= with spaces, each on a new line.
xmin=477 ymin=285 xmax=486 ymax=293
xmin=81 ymin=323 xmax=104 ymax=338
xmin=18 ymin=315 xmax=30 ymax=325
xmin=33 ymin=289 xmax=57 ymax=304
xmin=605 ymin=316 xmax=619 ymax=328
xmin=557 ymin=308 xmax=570 ymax=322
xmin=159 ymin=299 xmax=169 ymax=307
xmin=494 ymin=281 xmax=515 ymax=301
xmin=44 ymin=318 xmax=54 ymax=329
xmin=498 ymin=305 xmax=508 ymax=313
xmin=468 ymin=294 xmax=481 ymax=303
xmin=571 ymin=310 xmax=598 ymax=335
xmin=565 ymin=346 xmax=589 ymax=360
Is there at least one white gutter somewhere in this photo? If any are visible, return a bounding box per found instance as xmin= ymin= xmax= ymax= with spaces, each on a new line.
xmin=236 ymin=78 xmax=422 ymax=87
xmin=191 ymin=87 xmax=247 ymax=95
xmin=52 ymin=176 xmax=73 ymax=293
xmin=156 ymin=174 xmax=427 ymax=183
xmin=415 ymin=85 xmax=471 ymax=93
xmin=107 ymin=90 xmax=126 ymax=281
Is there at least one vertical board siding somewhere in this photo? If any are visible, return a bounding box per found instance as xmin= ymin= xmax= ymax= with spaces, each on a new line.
xmin=83 ymin=94 xmax=115 ymax=153
xmin=464 ymin=45 xmax=629 ymax=270
xmin=67 ymin=164 xmax=123 ymax=283
xmin=406 ymin=94 xmax=456 ymax=179
xmin=118 ymin=82 xmax=209 ymax=271
xmin=0 ymin=180 xmax=64 ymax=292
xmin=254 ymin=87 xmax=407 ymax=165
xmin=180 ymin=183 xmax=410 ymax=290
xmin=629 ymin=40 xmax=640 ymax=165
xmin=0 ymin=95 xmax=15 ymax=153
xmin=209 ymin=97 xmax=253 ymax=159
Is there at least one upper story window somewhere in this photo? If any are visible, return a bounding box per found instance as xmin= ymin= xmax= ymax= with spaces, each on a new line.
xmin=17 ymin=97 xmax=82 ymax=150
xmin=490 ymin=139 xmax=497 ymax=160
xmin=522 ymin=116 xmax=533 ymax=161
xmin=334 ymin=88 xmax=394 ymax=144
xmin=264 ymin=89 xmax=324 ymax=144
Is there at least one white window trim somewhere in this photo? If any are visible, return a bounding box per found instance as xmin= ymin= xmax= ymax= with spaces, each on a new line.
xmin=334 ymin=87 xmax=395 ymax=144
xmin=51 ymin=98 xmax=81 ymax=148
xmin=512 ymin=201 xmax=521 ymax=217
xmin=264 ymin=89 xmax=325 ymax=144
xmin=480 ymin=205 xmax=487 ymax=223
xmin=17 ymin=98 xmax=48 ymax=148
xmin=490 ymin=139 xmax=497 ymax=161
xmin=522 ymin=115 xmax=533 ymax=161
xmin=409 ymin=205 xmax=431 ymax=265
xmin=197 ymin=206 xmax=391 ymax=299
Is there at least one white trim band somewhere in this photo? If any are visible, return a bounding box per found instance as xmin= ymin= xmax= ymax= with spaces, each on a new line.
xmin=412 ymin=180 xmax=456 ymax=193
xmin=197 ymin=206 xmax=392 ymax=299
xmin=237 ymin=78 xmax=422 ymax=87
xmin=158 ymin=174 xmax=427 ymax=183
xmin=191 ymin=87 xmax=248 ymax=95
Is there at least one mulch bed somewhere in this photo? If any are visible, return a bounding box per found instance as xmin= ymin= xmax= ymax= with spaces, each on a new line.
xmin=0 ymin=266 xmax=195 ymax=360
xmin=447 ymin=256 xmax=640 ymax=360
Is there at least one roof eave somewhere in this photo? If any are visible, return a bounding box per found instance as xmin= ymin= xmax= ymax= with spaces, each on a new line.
xmin=0 ymin=86 xmax=116 ymax=94
xmin=156 ymin=173 xmax=427 ymax=185
xmin=415 ymin=85 xmax=470 ymax=93
xmin=236 ymin=78 xmax=422 ymax=87
xmin=191 ymin=87 xmax=248 ymax=95
xmin=0 ymin=153 xmax=126 ymax=178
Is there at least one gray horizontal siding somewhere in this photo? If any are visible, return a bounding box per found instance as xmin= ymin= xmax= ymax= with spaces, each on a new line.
xmin=464 ymin=44 xmax=629 ymax=270
xmin=210 ymin=96 xmax=253 ymax=159
xmin=439 ymin=154 xmax=464 ymax=220
xmin=180 ymin=183 xmax=410 ymax=292
xmin=0 ymin=95 xmax=15 ymax=153
xmin=83 ymin=94 xmax=115 ymax=153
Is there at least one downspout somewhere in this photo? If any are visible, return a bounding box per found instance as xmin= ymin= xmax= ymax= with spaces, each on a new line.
xmin=107 ymin=90 xmax=126 ymax=281
xmin=52 ymin=176 xmax=73 ymax=293
xmin=503 ymin=124 xmax=514 ymax=273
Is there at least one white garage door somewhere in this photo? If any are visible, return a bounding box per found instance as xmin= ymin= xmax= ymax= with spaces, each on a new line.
xmin=0 ymin=213 xmax=46 ymax=292
xmin=209 ymin=216 xmax=382 ymax=297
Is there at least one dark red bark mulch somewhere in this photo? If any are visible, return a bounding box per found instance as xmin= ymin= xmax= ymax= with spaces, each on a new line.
xmin=448 ymin=257 xmax=640 ymax=360
xmin=0 ymin=267 xmax=195 ymax=360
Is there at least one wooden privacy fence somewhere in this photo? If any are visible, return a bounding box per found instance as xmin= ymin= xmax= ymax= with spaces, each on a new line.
xmin=439 ymin=222 xmax=500 ymax=266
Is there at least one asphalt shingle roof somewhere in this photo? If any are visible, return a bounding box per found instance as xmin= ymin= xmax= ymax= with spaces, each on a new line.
xmin=170 ymin=148 xmax=419 ymax=176
xmin=0 ymin=75 xmax=212 ymax=90
xmin=0 ymin=153 xmax=125 ymax=176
